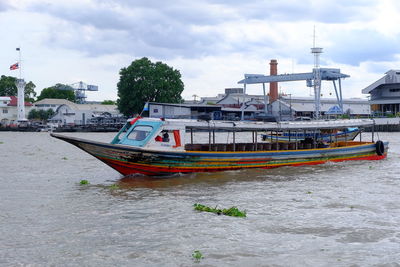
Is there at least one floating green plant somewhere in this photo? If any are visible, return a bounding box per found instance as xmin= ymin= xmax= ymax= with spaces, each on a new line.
xmin=62 ymin=156 xmax=68 ymax=160
xmin=80 ymin=179 xmax=89 ymax=185
xmin=109 ymin=184 xmax=119 ymax=190
xmin=307 ymin=191 xmax=312 ymax=194
xmin=192 ymin=250 xmax=203 ymax=261
xmin=0 ymin=141 xmax=3 ymax=144
xmin=193 ymin=203 xmax=246 ymax=217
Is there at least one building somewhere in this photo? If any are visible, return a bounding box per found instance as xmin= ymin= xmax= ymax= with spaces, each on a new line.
xmin=0 ymin=96 xmax=33 ymax=126
xmin=33 ymin=98 xmax=75 ymax=112
xmin=49 ymin=100 xmax=121 ymax=126
xmin=271 ymin=96 xmax=370 ymax=120
xmin=148 ymin=102 xmax=222 ymax=120
xmin=362 ymin=70 xmax=400 ymax=115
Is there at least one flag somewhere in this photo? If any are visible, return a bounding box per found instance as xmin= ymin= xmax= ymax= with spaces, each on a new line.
xmin=10 ymin=63 xmax=19 ymax=70
xmin=16 ymin=48 xmax=20 ymax=51
xmin=143 ymin=102 xmax=149 ymax=111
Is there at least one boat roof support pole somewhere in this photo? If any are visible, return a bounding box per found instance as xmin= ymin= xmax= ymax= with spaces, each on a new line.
xmin=208 ymin=126 xmax=211 ymax=151
xmin=233 ymin=130 xmax=236 ymax=151
xmin=338 ymin=78 xmax=344 ymax=113
xmin=255 ymin=131 xmax=258 ymax=150
xmin=372 ymin=121 xmax=375 ymax=142
xmin=262 ymin=83 xmax=267 ymax=114
xmin=241 ymin=83 xmax=246 ymax=120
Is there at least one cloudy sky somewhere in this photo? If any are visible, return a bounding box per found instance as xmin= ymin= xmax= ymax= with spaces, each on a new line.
xmin=1 ymin=0 xmax=400 ymax=101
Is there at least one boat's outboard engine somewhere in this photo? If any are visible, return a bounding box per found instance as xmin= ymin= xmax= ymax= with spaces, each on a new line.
xmin=375 ymin=140 xmax=385 ymax=156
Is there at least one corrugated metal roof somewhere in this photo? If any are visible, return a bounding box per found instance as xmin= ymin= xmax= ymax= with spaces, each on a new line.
xmin=362 ymin=70 xmax=400 ymax=94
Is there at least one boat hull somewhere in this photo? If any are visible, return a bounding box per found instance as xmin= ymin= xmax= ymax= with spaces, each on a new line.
xmin=51 ymin=133 xmax=388 ymax=176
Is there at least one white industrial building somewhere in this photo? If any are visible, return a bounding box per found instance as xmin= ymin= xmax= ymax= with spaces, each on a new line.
xmin=362 ymin=70 xmax=400 ymax=115
xmin=33 ymin=98 xmax=75 ymax=112
xmin=271 ymin=96 xmax=371 ymax=119
xmin=49 ymin=100 xmax=120 ymax=126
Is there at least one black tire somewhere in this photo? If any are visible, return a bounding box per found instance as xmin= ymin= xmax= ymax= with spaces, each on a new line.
xmin=376 ymin=140 xmax=385 ymax=156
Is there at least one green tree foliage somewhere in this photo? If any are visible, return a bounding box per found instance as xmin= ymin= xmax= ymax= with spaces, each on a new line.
xmin=101 ymin=100 xmax=116 ymax=105
xmin=28 ymin=109 xmax=55 ymax=120
xmin=117 ymin=57 xmax=184 ymax=116
xmin=0 ymin=75 xmax=37 ymax=102
xmin=37 ymin=84 xmax=76 ymax=102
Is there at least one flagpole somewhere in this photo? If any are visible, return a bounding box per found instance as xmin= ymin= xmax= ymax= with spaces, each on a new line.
xmin=18 ymin=47 xmax=21 ymax=80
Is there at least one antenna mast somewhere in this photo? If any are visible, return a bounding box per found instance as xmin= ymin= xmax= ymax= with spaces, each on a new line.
xmin=311 ymin=27 xmax=323 ymax=120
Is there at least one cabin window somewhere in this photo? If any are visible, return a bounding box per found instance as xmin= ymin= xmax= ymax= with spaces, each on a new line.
xmin=127 ymin=125 xmax=153 ymax=141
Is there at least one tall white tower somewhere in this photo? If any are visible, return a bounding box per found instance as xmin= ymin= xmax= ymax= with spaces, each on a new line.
xmin=17 ymin=78 xmax=27 ymax=122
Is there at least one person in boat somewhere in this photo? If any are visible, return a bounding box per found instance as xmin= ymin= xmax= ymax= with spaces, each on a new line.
xmin=162 ymin=131 xmax=170 ymax=142
xmin=155 ymin=131 xmax=170 ymax=142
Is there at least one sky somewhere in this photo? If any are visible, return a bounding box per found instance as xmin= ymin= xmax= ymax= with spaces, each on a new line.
xmin=1 ymin=0 xmax=400 ymax=101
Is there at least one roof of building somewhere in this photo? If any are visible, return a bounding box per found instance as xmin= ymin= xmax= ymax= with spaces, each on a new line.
xmin=276 ymin=99 xmax=370 ymax=114
xmin=56 ymin=102 xmax=119 ymax=113
xmin=362 ymin=70 xmax=400 ymax=94
xmin=8 ymin=96 xmax=33 ymax=106
xmin=280 ymin=96 xmax=368 ymax=103
xmin=34 ymin=98 xmax=75 ymax=106
xmin=149 ymin=102 xmax=220 ymax=108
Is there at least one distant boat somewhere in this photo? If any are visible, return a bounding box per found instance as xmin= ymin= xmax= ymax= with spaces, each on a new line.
xmin=51 ymin=118 xmax=388 ymax=176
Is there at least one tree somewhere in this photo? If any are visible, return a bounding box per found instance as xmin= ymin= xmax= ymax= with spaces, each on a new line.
xmin=0 ymin=75 xmax=37 ymax=101
xmin=37 ymin=84 xmax=76 ymax=102
xmin=28 ymin=108 xmax=55 ymax=120
xmin=117 ymin=57 xmax=184 ymax=116
xmin=101 ymin=100 xmax=116 ymax=105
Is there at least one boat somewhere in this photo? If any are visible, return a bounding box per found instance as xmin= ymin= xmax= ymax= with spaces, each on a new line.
xmin=261 ymin=127 xmax=360 ymax=143
xmin=51 ymin=117 xmax=388 ymax=176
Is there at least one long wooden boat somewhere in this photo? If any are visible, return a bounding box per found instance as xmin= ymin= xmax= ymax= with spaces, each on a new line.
xmin=51 ymin=118 xmax=388 ymax=176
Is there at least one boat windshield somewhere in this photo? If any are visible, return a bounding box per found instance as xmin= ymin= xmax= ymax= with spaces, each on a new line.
xmin=111 ymin=122 xmax=130 ymax=144
xmin=127 ymin=125 xmax=153 ymax=141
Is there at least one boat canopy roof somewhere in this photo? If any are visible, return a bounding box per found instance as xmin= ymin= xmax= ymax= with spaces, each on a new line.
xmin=129 ymin=118 xmax=374 ymax=131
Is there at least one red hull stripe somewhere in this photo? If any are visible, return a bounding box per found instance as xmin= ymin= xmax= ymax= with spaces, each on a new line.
xmin=95 ymin=153 xmax=386 ymax=176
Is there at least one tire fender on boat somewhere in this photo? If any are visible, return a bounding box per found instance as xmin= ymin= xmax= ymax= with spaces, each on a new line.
xmin=375 ymin=140 xmax=385 ymax=156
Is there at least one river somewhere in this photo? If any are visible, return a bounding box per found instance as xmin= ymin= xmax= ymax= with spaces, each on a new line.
xmin=0 ymin=131 xmax=399 ymax=266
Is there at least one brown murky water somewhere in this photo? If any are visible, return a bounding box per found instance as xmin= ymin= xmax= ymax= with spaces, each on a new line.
xmin=0 ymin=131 xmax=399 ymax=266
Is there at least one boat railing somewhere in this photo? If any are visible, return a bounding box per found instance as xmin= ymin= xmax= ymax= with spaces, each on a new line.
xmin=184 ymin=141 xmax=337 ymax=152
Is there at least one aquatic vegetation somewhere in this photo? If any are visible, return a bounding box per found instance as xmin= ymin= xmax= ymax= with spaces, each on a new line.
xmin=0 ymin=141 xmax=3 ymax=144
xmin=109 ymin=184 xmax=120 ymax=190
xmin=80 ymin=180 xmax=89 ymax=185
xmin=193 ymin=203 xmax=246 ymax=217
xmin=62 ymin=156 xmax=68 ymax=160
xmin=307 ymin=191 xmax=312 ymax=194
xmin=192 ymin=250 xmax=203 ymax=261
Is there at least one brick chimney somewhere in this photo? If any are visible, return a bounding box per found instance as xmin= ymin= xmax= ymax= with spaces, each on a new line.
xmin=269 ymin=59 xmax=278 ymax=103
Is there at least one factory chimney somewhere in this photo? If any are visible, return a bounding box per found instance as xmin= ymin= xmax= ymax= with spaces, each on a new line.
xmin=269 ymin=59 xmax=278 ymax=103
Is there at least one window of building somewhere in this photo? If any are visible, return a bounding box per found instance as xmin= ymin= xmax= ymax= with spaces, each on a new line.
xmin=389 ymin=88 xmax=400 ymax=92
xmin=154 ymin=108 xmax=158 ymax=113
xmin=2 ymin=109 xmax=8 ymax=114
